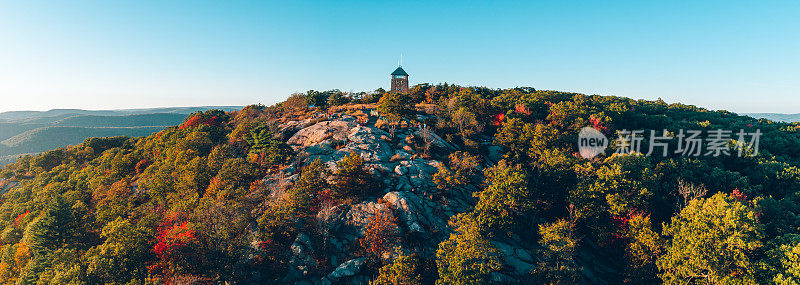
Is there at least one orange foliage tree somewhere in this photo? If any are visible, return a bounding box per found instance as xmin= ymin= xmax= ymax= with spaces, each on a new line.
xmin=358 ymin=207 xmax=399 ymax=264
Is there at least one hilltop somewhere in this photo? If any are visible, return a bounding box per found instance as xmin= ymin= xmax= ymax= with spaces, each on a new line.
xmin=0 ymin=86 xmax=799 ymax=284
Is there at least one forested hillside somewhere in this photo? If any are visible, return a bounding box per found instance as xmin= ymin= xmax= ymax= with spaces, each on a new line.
xmin=1 ymin=85 xmax=800 ymax=284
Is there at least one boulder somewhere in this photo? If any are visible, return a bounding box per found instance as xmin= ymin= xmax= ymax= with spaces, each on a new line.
xmin=487 ymin=145 xmax=504 ymax=164
xmin=0 ymin=179 xmax=18 ymax=195
xmin=393 ymin=159 xmax=438 ymax=192
xmin=328 ymin=257 xmax=366 ymax=279
xmin=413 ymin=128 xmax=459 ymax=151
xmin=290 ymin=119 xmax=394 ymax=165
xmin=383 ymin=191 xmax=438 ymax=234
xmin=492 ymin=240 xmax=536 ymax=275
xmin=340 ymin=126 xmax=393 ymax=163
xmin=277 ymin=118 xmax=316 ymax=140
xmin=282 ymin=233 xmax=318 ymax=283
xmin=346 ymin=202 xmax=390 ymax=230
xmin=319 ymin=258 xmax=367 ymax=285
xmin=392 ymin=150 xmax=412 ymax=161
xmin=288 ymin=120 xmax=356 ymax=149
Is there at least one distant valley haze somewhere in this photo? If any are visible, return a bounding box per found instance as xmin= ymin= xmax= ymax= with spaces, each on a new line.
xmin=0 ymin=106 xmax=241 ymax=165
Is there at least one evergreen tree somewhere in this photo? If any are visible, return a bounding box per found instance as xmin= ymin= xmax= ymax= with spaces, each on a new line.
xmin=26 ymin=195 xmax=75 ymax=252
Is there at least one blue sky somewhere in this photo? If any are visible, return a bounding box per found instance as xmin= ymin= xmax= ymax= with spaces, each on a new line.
xmin=0 ymin=1 xmax=798 ymax=113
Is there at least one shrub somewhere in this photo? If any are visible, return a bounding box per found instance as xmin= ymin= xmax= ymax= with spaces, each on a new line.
xmin=359 ymin=207 xmax=399 ymax=264
xmin=330 ymin=152 xmax=377 ymax=202
xmin=371 ymin=247 xmax=422 ymax=285
xmin=534 ymin=219 xmax=581 ymax=284
xmin=435 ymin=213 xmax=502 ymax=285
xmin=377 ymin=92 xmax=414 ymax=124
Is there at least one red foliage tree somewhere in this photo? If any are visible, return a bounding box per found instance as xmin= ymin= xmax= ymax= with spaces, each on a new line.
xmin=148 ymin=213 xmax=199 ymax=283
xmin=515 ymin=104 xmax=531 ymax=115
xmin=178 ymin=115 xmax=220 ymax=130
xmin=135 ymin=158 xmax=151 ymax=174
xmin=731 ymin=188 xmax=748 ymax=202
xmin=14 ymin=210 xmax=29 ymax=228
xmin=491 ymin=113 xmax=505 ymax=126
xmin=589 ymin=114 xmax=609 ymax=133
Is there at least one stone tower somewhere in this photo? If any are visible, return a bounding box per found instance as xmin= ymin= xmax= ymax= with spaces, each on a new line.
xmin=390 ymin=66 xmax=409 ymax=93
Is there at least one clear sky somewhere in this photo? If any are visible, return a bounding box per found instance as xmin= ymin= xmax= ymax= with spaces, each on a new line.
xmin=1 ymin=1 xmax=798 ymax=113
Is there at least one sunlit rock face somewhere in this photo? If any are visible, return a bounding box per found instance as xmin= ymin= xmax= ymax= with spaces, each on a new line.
xmin=274 ymin=112 xmax=521 ymax=284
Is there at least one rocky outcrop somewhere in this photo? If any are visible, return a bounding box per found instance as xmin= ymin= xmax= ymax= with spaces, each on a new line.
xmin=319 ymin=258 xmax=367 ymax=285
xmin=273 ymin=113 xmax=493 ymax=283
xmin=277 ymin=118 xmax=317 ymax=140
xmin=288 ymin=120 xmax=356 ymax=149
xmin=382 ymin=191 xmax=450 ymax=237
xmin=413 ymin=128 xmax=459 ymax=151
xmin=0 ymin=179 xmax=18 ymax=195
xmin=282 ymin=233 xmax=319 ymax=283
xmin=285 ymin=117 xmax=393 ymax=166
xmin=492 ymin=240 xmax=536 ymax=276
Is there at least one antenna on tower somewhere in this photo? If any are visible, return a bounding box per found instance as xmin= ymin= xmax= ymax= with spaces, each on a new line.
xmin=400 ymin=54 xmax=403 ymax=67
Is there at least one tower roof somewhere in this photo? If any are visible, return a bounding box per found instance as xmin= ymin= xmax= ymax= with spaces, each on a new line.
xmin=391 ymin=66 xmax=408 ymax=76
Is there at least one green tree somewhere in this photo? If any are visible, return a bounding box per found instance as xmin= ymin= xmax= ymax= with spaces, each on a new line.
xmin=435 ymin=214 xmax=502 ymax=285
xmin=330 ymin=152 xmax=376 ymax=202
xmin=244 ymin=123 xmax=292 ymax=167
xmin=657 ymin=193 xmax=763 ymax=284
xmin=377 ymin=92 xmax=414 ymax=124
xmin=25 ymin=195 xmax=75 ymax=252
xmin=85 ymin=217 xmax=153 ymax=283
xmin=371 ymin=247 xmax=422 ymax=285
xmin=327 ymin=90 xmax=350 ymax=106
xmin=534 ymin=218 xmax=581 ymax=284
xmin=305 ymin=90 xmax=330 ymax=109
xmin=473 ymin=162 xmax=531 ymax=235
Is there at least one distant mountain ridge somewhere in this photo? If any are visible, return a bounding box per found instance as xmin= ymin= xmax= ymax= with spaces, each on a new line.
xmin=52 ymin=113 xmax=189 ymax=128
xmin=744 ymin=113 xmax=800 ymax=123
xmin=0 ymin=106 xmax=242 ymax=122
xmin=0 ymin=106 xmax=242 ymax=163
xmin=0 ymin=126 xmax=165 ymax=156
